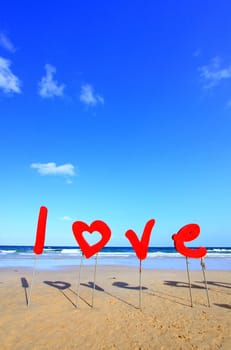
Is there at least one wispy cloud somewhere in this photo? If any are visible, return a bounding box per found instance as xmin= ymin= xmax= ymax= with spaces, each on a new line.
xmin=0 ymin=56 xmax=21 ymax=94
xmin=59 ymin=216 xmax=73 ymax=221
xmin=80 ymin=83 xmax=104 ymax=106
xmin=38 ymin=64 xmax=65 ymax=98
xmin=31 ymin=162 xmax=75 ymax=176
xmin=198 ymin=57 xmax=231 ymax=88
xmin=0 ymin=32 xmax=15 ymax=53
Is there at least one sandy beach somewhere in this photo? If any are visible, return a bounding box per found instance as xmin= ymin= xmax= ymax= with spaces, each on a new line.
xmin=0 ymin=265 xmax=230 ymax=350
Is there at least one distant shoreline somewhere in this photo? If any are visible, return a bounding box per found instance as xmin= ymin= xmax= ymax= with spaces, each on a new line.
xmin=1 ymin=245 xmax=231 ymax=270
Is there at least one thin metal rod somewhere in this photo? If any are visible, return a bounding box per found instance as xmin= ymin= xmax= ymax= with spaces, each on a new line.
xmin=91 ymin=253 xmax=98 ymax=308
xmin=201 ymin=257 xmax=211 ymax=307
xmin=139 ymin=259 xmax=142 ymax=310
xmin=186 ymin=257 xmax=193 ymax=307
xmin=76 ymin=253 xmax=84 ymax=308
xmin=27 ymin=255 xmax=37 ymax=308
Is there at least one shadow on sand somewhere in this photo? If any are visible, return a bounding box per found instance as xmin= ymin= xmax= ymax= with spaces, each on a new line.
xmin=196 ymin=280 xmax=231 ymax=290
xmin=214 ymin=303 xmax=231 ymax=310
xmin=21 ymin=277 xmax=29 ymax=306
xmin=112 ymin=281 xmax=148 ymax=290
xmin=80 ymin=281 xmax=140 ymax=309
xmin=43 ymin=280 xmax=76 ymax=308
xmin=164 ymin=280 xmax=205 ymax=289
xmin=43 ymin=280 xmax=71 ymax=290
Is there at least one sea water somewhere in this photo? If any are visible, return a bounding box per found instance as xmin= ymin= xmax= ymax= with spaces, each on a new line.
xmin=0 ymin=246 xmax=230 ymax=270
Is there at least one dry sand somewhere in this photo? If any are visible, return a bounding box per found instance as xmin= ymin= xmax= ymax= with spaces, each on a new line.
xmin=0 ymin=265 xmax=230 ymax=349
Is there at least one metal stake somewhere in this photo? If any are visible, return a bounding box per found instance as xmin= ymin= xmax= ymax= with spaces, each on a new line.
xmin=201 ymin=257 xmax=211 ymax=307
xmin=91 ymin=253 xmax=98 ymax=308
xmin=139 ymin=259 xmax=142 ymax=310
xmin=76 ymin=253 xmax=84 ymax=308
xmin=186 ymin=257 xmax=193 ymax=307
xmin=28 ymin=255 xmax=37 ymax=308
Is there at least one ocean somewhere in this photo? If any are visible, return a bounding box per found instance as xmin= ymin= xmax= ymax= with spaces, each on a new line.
xmin=0 ymin=246 xmax=231 ymax=270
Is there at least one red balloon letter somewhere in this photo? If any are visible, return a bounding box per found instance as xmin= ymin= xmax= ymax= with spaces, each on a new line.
xmin=125 ymin=219 xmax=155 ymax=260
xmin=72 ymin=220 xmax=111 ymax=258
xmin=172 ymin=224 xmax=207 ymax=258
xmin=33 ymin=206 xmax=48 ymax=255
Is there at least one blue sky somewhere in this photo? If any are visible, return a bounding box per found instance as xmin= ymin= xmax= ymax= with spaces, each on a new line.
xmin=0 ymin=1 xmax=231 ymax=247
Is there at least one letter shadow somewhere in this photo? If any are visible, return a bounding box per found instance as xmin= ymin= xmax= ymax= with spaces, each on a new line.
xmin=80 ymin=282 xmax=104 ymax=291
xmin=44 ymin=280 xmax=71 ymax=290
xmin=164 ymin=280 xmax=205 ymax=289
xmin=43 ymin=280 xmax=76 ymax=308
xmin=214 ymin=303 xmax=231 ymax=310
xmin=112 ymin=281 xmax=148 ymax=290
xmin=80 ymin=281 xmax=140 ymax=309
xmin=44 ymin=281 xmax=93 ymax=308
xmin=163 ymin=280 xmax=212 ymax=307
xmin=196 ymin=281 xmax=231 ymax=289
xmin=21 ymin=277 xmax=29 ymax=306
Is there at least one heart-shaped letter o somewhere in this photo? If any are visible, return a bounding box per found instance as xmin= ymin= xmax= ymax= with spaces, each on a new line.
xmin=72 ymin=220 xmax=111 ymax=258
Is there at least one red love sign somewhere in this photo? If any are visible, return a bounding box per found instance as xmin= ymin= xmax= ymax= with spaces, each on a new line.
xmin=33 ymin=206 xmax=207 ymax=262
xmin=172 ymin=223 xmax=207 ymax=258
xmin=125 ymin=219 xmax=155 ymax=260
xmin=72 ymin=220 xmax=111 ymax=258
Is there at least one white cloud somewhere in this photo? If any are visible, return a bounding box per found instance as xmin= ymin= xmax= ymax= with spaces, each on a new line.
xmin=31 ymin=162 xmax=75 ymax=176
xmin=38 ymin=64 xmax=65 ymax=98
xmin=0 ymin=33 xmax=15 ymax=53
xmin=198 ymin=57 xmax=231 ymax=88
xmin=80 ymin=83 xmax=104 ymax=106
xmin=0 ymin=56 xmax=21 ymax=94
xmin=59 ymin=216 xmax=73 ymax=221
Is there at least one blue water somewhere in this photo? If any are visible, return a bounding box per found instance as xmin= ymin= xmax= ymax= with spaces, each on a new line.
xmin=0 ymin=246 xmax=231 ymax=270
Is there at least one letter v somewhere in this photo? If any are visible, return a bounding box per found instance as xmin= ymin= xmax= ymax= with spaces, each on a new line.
xmin=125 ymin=219 xmax=155 ymax=260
